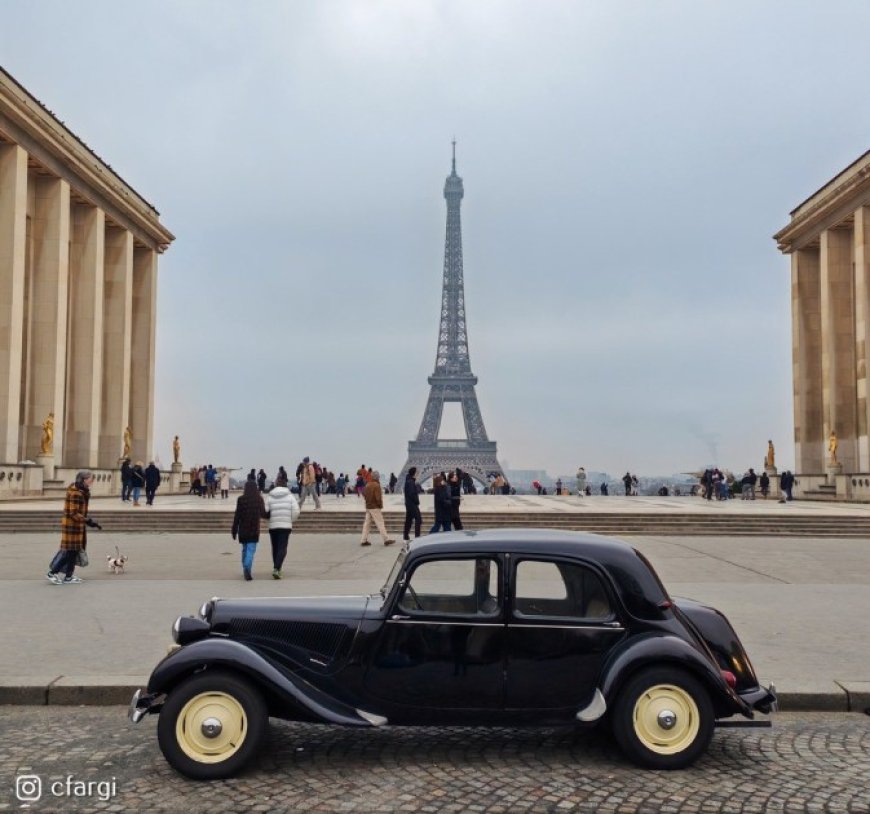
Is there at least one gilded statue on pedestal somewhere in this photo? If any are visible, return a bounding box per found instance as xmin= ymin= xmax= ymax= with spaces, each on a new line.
xmin=173 ymin=435 xmax=181 ymax=464
xmin=765 ymin=440 xmax=775 ymax=469
xmin=40 ymin=412 xmax=54 ymax=455
xmin=828 ymin=430 xmax=838 ymax=464
xmin=123 ymin=425 xmax=133 ymax=459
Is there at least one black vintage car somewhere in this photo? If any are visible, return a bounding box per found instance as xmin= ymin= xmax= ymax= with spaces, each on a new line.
xmin=130 ymin=530 xmax=776 ymax=778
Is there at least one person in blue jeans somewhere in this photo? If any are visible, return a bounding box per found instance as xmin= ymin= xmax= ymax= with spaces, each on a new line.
xmin=231 ymin=480 xmax=266 ymax=580
xmin=429 ymin=474 xmax=453 ymax=534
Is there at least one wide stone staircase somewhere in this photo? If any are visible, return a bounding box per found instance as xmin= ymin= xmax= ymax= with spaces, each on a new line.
xmin=3 ymin=508 xmax=870 ymax=536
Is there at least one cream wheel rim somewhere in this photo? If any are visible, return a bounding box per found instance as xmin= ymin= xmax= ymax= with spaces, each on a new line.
xmin=632 ymin=683 xmax=700 ymax=755
xmin=175 ymin=691 xmax=247 ymax=763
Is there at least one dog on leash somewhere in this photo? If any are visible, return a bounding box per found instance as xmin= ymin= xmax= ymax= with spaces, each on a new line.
xmin=107 ymin=546 xmax=128 ymax=574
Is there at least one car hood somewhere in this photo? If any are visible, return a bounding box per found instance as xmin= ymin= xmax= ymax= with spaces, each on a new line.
xmin=210 ymin=595 xmax=371 ymax=628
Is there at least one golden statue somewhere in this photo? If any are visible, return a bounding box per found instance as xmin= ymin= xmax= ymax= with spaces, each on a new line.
xmin=123 ymin=425 xmax=133 ymax=459
xmin=828 ymin=430 xmax=838 ymax=464
xmin=765 ymin=440 xmax=775 ymax=469
xmin=40 ymin=412 xmax=54 ymax=455
xmin=172 ymin=435 xmax=181 ymax=464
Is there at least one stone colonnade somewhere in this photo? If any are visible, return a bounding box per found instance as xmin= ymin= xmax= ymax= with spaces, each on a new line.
xmin=776 ymin=152 xmax=870 ymax=476
xmin=0 ymin=69 xmax=172 ymax=479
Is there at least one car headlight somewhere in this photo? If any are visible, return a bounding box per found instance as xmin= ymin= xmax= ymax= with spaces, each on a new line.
xmin=172 ymin=615 xmax=211 ymax=645
xmin=198 ymin=596 xmax=220 ymax=622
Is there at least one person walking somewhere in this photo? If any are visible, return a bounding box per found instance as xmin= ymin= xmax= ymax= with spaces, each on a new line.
xmin=449 ymin=469 xmax=464 ymax=531
xmin=360 ymin=471 xmax=395 ymax=547
xmin=576 ymin=467 xmax=587 ymax=497
xmin=430 ymin=474 xmax=453 ymax=534
xmin=623 ymin=472 xmax=633 ymax=497
xmin=219 ymin=468 xmax=230 ymax=499
xmin=336 ymin=472 xmax=347 ymax=497
xmin=264 ymin=475 xmax=300 ymax=579
xmin=130 ymin=461 xmax=146 ymax=506
xmin=298 ymin=457 xmax=322 ymax=509
xmin=46 ymin=470 xmax=101 ymax=585
xmin=232 ymin=480 xmax=266 ymax=580
xmin=388 ymin=472 xmax=398 ymax=494
xmin=402 ymin=467 xmax=422 ymax=541
xmin=256 ymin=469 xmax=267 ymax=493
xmin=144 ymin=461 xmax=161 ymax=506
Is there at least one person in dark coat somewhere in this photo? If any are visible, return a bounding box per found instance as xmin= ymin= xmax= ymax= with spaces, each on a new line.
xmin=144 ymin=461 xmax=161 ymax=506
xmin=403 ymin=467 xmax=422 ymax=541
xmin=232 ymin=480 xmax=266 ymax=580
xmin=46 ymin=470 xmax=101 ymax=584
xmin=429 ymin=475 xmax=453 ymax=534
xmin=256 ymin=469 xmax=267 ymax=492
xmin=449 ymin=469 xmax=464 ymax=531
xmin=120 ymin=458 xmax=132 ymax=501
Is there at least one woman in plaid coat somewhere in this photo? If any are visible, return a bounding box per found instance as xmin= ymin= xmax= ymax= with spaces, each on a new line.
xmin=232 ymin=479 xmax=266 ymax=580
xmin=46 ymin=470 xmax=100 ymax=585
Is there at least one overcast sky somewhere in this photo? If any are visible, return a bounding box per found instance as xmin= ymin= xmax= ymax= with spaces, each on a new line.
xmin=3 ymin=1 xmax=869 ymax=480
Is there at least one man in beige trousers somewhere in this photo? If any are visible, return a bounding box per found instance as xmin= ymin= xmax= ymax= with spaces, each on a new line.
xmin=360 ymin=471 xmax=396 ymax=546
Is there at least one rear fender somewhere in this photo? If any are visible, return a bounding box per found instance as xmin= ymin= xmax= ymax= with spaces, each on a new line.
xmin=146 ymin=638 xmax=376 ymax=726
xmin=599 ymin=633 xmax=750 ymax=718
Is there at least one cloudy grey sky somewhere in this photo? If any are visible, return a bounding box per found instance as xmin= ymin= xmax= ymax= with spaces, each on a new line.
xmin=3 ymin=1 xmax=869 ymax=480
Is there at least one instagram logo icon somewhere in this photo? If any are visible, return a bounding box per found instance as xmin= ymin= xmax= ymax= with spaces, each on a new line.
xmin=15 ymin=775 xmax=42 ymax=804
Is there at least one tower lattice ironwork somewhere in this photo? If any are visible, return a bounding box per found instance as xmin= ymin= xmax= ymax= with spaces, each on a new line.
xmin=397 ymin=145 xmax=505 ymax=488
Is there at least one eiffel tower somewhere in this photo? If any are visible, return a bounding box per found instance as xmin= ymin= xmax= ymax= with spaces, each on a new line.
xmin=397 ymin=144 xmax=505 ymax=489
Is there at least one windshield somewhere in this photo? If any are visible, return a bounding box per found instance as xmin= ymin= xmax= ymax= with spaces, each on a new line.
xmin=380 ymin=545 xmax=409 ymax=601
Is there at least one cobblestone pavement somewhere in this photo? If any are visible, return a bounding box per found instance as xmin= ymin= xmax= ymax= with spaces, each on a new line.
xmin=1 ymin=710 xmax=868 ymax=813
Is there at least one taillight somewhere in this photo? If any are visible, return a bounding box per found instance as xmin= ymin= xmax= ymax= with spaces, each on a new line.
xmin=721 ymin=670 xmax=737 ymax=689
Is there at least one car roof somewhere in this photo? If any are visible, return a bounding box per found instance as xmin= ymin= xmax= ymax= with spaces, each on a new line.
xmin=408 ymin=528 xmax=637 ymax=563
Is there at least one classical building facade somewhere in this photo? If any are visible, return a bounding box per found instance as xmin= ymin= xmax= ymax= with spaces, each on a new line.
xmin=775 ymin=150 xmax=870 ymax=483
xmin=0 ymin=68 xmax=173 ymax=495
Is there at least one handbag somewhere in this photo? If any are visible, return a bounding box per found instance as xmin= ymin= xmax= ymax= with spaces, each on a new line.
xmin=76 ymin=550 xmax=89 ymax=567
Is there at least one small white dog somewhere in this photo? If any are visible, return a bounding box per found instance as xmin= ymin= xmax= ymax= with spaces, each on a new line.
xmin=107 ymin=545 xmax=128 ymax=574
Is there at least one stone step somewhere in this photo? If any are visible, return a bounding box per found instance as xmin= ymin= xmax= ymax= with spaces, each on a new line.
xmin=2 ymin=509 xmax=870 ymax=536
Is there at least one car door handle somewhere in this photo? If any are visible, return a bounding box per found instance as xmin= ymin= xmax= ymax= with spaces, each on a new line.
xmin=391 ymin=614 xmax=411 ymax=621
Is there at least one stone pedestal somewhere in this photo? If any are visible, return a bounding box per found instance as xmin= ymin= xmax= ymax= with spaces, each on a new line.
xmin=170 ymin=461 xmax=183 ymax=494
xmin=826 ymin=462 xmax=843 ymax=483
xmin=35 ymin=453 xmax=55 ymax=481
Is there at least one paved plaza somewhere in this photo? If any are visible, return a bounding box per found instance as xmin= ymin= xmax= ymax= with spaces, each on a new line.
xmin=1 ymin=496 xmax=870 ymax=811
xmin=0 ymin=493 xmax=869 ymax=708
xmin=1 ymin=708 xmax=868 ymax=812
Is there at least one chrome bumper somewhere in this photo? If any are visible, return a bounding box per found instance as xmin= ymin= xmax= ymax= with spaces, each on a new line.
xmin=738 ymin=681 xmax=778 ymax=715
xmin=128 ymin=688 xmax=162 ymax=723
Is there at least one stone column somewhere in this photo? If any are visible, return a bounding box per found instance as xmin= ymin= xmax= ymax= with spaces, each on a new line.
xmin=130 ymin=246 xmax=157 ymax=464
xmin=792 ymin=247 xmax=823 ymax=473
xmin=854 ymin=206 xmax=870 ymax=471
xmin=25 ymin=175 xmax=70 ymax=465
xmin=0 ymin=144 xmax=27 ymax=463
xmin=99 ymin=226 xmax=133 ymax=468
xmin=65 ymin=204 xmax=105 ymax=468
xmin=820 ymin=227 xmax=857 ymax=472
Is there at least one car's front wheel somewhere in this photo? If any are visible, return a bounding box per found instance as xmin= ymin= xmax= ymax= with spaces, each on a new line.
xmin=156 ymin=671 xmax=268 ymax=779
xmin=612 ymin=667 xmax=714 ymax=769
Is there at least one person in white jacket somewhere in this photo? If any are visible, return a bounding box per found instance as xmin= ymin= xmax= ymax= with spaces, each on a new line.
xmin=264 ymin=476 xmax=300 ymax=579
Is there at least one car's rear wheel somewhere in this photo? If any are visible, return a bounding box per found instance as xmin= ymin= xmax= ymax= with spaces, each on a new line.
xmin=156 ymin=671 xmax=267 ymax=779
xmin=612 ymin=667 xmax=714 ymax=769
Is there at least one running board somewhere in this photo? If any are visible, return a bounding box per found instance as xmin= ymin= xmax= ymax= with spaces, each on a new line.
xmin=715 ymin=719 xmax=772 ymax=728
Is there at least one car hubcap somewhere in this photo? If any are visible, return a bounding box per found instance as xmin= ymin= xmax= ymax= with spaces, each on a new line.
xmin=633 ymin=684 xmax=699 ymax=755
xmin=176 ymin=692 xmax=246 ymax=763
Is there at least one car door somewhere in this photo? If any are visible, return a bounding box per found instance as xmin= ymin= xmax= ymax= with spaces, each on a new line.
xmin=365 ymin=555 xmax=505 ymax=712
xmin=505 ymin=556 xmax=625 ymax=710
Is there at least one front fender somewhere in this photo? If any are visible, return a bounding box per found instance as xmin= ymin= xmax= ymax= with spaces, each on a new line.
xmin=146 ymin=638 xmax=375 ymax=727
xmin=599 ymin=633 xmax=750 ymax=718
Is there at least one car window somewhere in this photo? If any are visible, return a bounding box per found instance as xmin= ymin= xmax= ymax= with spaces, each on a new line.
xmin=399 ymin=558 xmax=500 ymax=617
xmin=514 ymin=559 xmax=612 ymax=620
